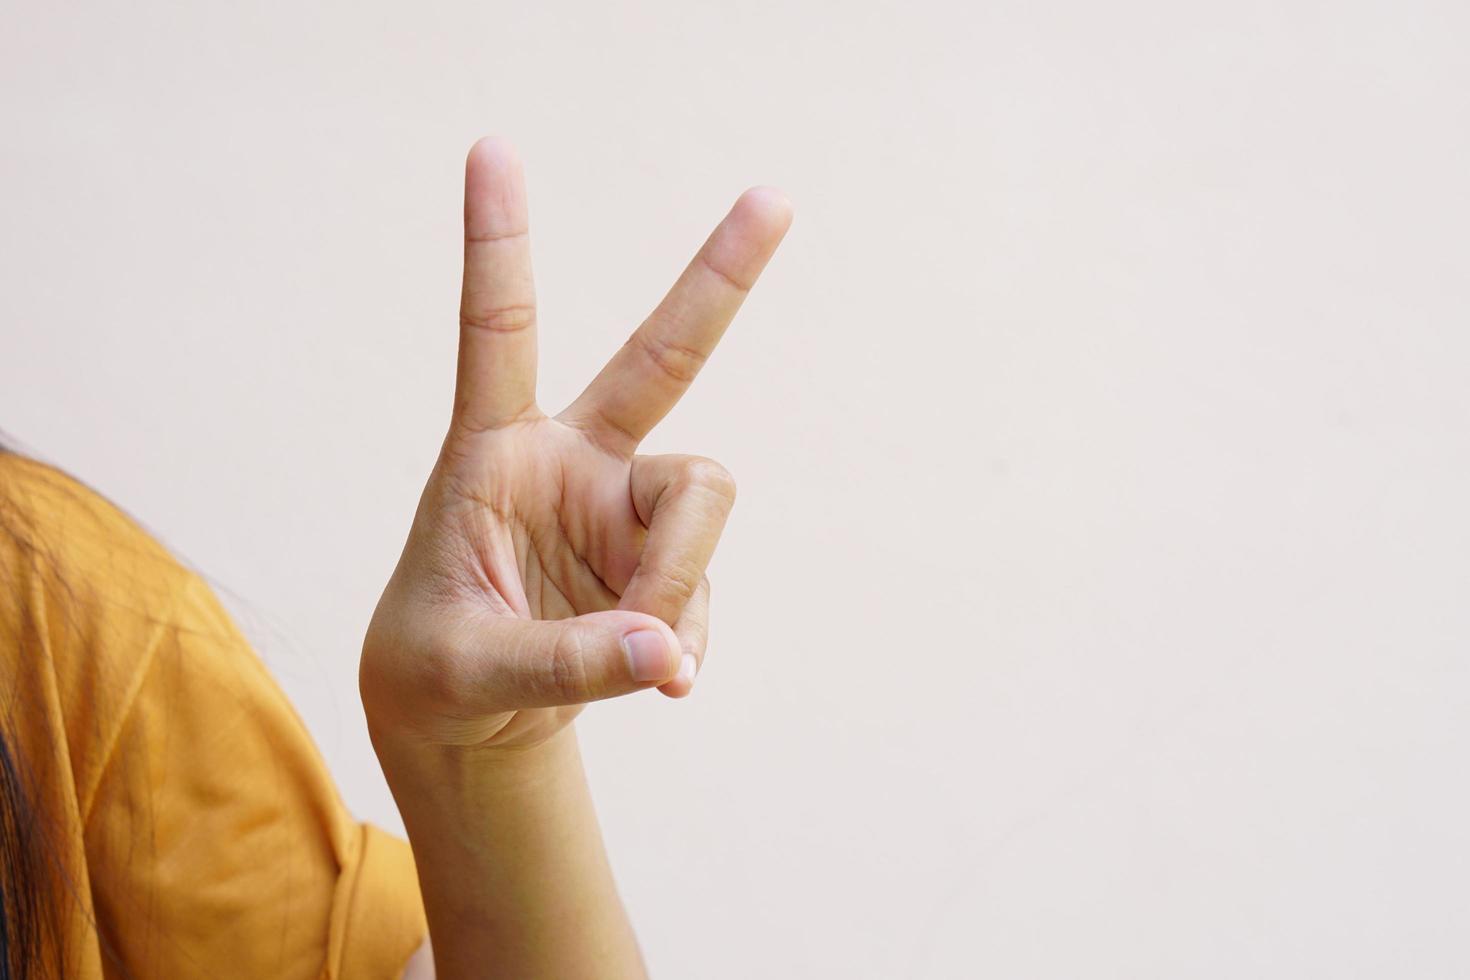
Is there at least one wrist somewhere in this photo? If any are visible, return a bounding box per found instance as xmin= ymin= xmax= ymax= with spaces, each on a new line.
xmin=370 ymin=719 xmax=582 ymax=796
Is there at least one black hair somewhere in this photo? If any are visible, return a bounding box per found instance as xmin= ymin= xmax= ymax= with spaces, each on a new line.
xmin=0 ymin=728 xmax=45 ymax=980
xmin=0 ymin=436 xmax=52 ymax=979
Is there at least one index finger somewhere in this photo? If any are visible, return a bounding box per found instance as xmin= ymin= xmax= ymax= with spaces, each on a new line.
xmin=454 ymin=137 xmax=539 ymax=433
xmin=560 ymin=187 xmax=793 ymax=455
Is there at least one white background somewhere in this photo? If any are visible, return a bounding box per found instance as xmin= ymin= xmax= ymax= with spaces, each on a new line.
xmin=4 ymin=1 xmax=1468 ymax=976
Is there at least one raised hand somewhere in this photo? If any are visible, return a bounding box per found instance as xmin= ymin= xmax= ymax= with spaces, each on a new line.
xmin=360 ymin=138 xmax=792 ymax=753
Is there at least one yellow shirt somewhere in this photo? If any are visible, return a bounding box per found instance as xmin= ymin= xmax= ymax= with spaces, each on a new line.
xmin=0 ymin=453 xmax=427 ymax=978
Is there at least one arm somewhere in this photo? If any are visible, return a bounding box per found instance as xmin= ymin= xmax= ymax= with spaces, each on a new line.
xmin=360 ymin=138 xmax=792 ymax=980
xmin=379 ymin=730 xmax=640 ymax=978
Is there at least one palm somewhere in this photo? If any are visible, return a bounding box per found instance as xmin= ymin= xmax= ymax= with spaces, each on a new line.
xmin=436 ymin=422 xmax=636 ymax=619
xmin=379 ymin=138 xmax=791 ymax=748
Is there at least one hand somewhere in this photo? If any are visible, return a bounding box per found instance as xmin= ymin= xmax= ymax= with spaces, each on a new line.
xmin=360 ymin=138 xmax=792 ymax=753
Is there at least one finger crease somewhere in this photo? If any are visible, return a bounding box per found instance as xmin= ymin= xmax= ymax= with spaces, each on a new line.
xmin=632 ymin=331 xmax=707 ymax=384
xmin=451 ymin=401 xmax=539 ymax=435
xmin=589 ymin=403 xmax=641 ymax=454
xmin=465 ymin=229 xmax=529 ymax=244
xmin=696 ymin=251 xmax=753 ymax=293
xmin=460 ymin=305 xmax=538 ymax=334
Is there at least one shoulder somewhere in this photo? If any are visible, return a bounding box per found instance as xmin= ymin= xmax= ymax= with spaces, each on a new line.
xmin=0 ymin=451 xmax=194 ymax=613
xmin=0 ymin=451 xmax=219 ymax=817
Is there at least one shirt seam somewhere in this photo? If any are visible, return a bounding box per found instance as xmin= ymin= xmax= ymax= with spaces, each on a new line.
xmin=76 ymin=581 xmax=185 ymax=830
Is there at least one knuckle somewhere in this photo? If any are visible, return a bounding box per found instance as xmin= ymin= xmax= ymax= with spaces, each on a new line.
xmin=459 ymin=303 xmax=537 ymax=334
xmin=680 ymin=457 xmax=737 ymax=505
xmin=681 ymin=604 xmax=710 ymax=646
xmin=631 ymin=330 xmax=707 ymax=385
xmin=545 ymin=628 xmax=593 ymax=703
xmin=411 ymin=638 xmax=478 ymax=714
xmin=697 ymin=251 xmax=752 ymax=293
xmin=650 ymin=559 xmax=703 ymax=606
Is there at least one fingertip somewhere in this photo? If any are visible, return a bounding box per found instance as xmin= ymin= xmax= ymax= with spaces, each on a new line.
xmin=701 ymin=186 xmax=792 ymax=288
xmin=464 ymin=136 xmax=529 ymax=238
xmin=655 ymin=653 xmax=699 ymax=699
xmin=614 ymin=611 xmax=682 ymax=682
xmin=466 ymin=135 xmax=522 ymax=173
xmin=735 ymin=185 xmax=794 ymax=234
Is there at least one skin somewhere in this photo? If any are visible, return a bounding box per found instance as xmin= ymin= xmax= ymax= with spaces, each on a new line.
xmin=359 ymin=137 xmax=792 ymax=980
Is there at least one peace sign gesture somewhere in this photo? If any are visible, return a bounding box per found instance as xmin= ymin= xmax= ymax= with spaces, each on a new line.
xmin=360 ymin=138 xmax=792 ymax=752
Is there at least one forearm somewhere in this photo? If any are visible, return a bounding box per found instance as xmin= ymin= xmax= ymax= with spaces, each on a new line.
xmin=372 ymin=725 xmax=645 ymax=980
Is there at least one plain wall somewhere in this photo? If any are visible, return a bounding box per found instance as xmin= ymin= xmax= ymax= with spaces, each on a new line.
xmin=3 ymin=1 xmax=1468 ymax=976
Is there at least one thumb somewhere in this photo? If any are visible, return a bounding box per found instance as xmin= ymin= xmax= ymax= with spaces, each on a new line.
xmin=475 ymin=609 xmax=684 ymax=709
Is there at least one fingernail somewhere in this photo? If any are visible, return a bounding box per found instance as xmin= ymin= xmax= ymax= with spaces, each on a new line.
xmin=622 ymin=630 xmax=672 ymax=682
xmin=678 ymin=653 xmax=697 ymax=687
